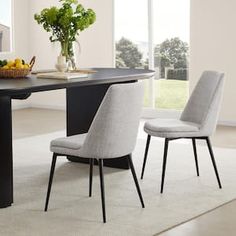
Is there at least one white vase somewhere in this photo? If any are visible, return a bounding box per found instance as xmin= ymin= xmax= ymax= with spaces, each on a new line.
xmin=55 ymin=55 xmax=68 ymax=72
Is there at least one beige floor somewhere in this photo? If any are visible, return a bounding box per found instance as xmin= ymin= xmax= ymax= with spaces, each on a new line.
xmin=12 ymin=108 xmax=236 ymax=236
xmin=12 ymin=108 xmax=66 ymax=139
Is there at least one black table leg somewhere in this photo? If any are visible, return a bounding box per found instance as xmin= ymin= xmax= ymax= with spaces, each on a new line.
xmin=66 ymin=84 xmax=130 ymax=169
xmin=0 ymin=96 xmax=13 ymax=208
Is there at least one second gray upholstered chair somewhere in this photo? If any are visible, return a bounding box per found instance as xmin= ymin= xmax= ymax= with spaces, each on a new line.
xmin=141 ymin=71 xmax=224 ymax=193
xmin=44 ymin=82 xmax=145 ymax=223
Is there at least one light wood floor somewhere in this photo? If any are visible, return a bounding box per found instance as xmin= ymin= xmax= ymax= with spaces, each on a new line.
xmin=12 ymin=108 xmax=236 ymax=236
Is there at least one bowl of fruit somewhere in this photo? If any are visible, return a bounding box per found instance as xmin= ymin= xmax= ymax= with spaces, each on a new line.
xmin=0 ymin=56 xmax=35 ymax=79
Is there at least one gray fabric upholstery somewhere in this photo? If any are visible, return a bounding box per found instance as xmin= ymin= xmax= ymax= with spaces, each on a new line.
xmin=180 ymin=71 xmax=224 ymax=136
xmin=144 ymin=119 xmax=200 ymax=138
xmin=51 ymin=82 xmax=144 ymax=159
xmin=50 ymin=134 xmax=86 ymax=156
xmin=144 ymin=71 xmax=224 ymax=138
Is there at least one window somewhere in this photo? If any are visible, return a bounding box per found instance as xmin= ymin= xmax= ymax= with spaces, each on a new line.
xmin=115 ymin=0 xmax=190 ymax=110
xmin=115 ymin=0 xmax=148 ymax=69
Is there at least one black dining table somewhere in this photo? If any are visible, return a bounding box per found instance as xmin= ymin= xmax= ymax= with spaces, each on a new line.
xmin=0 ymin=68 xmax=155 ymax=208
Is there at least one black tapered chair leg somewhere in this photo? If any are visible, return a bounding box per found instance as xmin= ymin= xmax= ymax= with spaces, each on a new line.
xmin=44 ymin=153 xmax=58 ymax=212
xmin=206 ymin=137 xmax=222 ymax=189
xmin=98 ymin=159 xmax=106 ymax=223
xmin=160 ymin=139 xmax=169 ymax=194
xmin=127 ymin=154 xmax=145 ymax=208
xmin=192 ymin=138 xmax=200 ymax=176
xmin=89 ymin=158 xmax=94 ymax=197
xmin=141 ymin=135 xmax=151 ymax=179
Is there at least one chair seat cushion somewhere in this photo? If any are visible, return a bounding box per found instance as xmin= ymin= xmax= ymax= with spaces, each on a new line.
xmin=50 ymin=133 xmax=87 ymax=156
xmin=144 ymin=119 xmax=200 ymax=138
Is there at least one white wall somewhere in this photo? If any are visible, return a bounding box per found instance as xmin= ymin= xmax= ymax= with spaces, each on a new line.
xmin=28 ymin=0 xmax=114 ymax=109
xmin=190 ymin=0 xmax=236 ymax=124
xmin=29 ymin=0 xmax=114 ymax=70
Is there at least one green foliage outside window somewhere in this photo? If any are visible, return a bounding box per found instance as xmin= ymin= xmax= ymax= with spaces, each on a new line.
xmin=116 ymin=37 xmax=143 ymax=68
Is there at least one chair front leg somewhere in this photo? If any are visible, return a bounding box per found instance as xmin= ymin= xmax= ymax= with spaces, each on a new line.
xmin=44 ymin=153 xmax=58 ymax=212
xmin=98 ymin=159 xmax=106 ymax=223
xmin=205 ymin=137 xmax=222 ymax=189
xmin=89 ymin=158 xmax=94 ymax=197
xmin=128 ymin=154 xmax=145 ymax=208
xmin=160 ymin=138 xmax=169 ymax=194
xmin=141 ymin=135 xmax=151 ymax=179
xmin=192 ymin=138 xmax=200 ymax=176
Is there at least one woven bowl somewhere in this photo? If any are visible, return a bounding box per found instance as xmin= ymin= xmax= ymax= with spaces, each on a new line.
xmin=0 ymin=68 xmax=31 ymax=78
xmin=0 ymin=56 xmax=36 ymax=79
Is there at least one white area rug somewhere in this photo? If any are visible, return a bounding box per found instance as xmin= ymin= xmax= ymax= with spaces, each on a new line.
xmin=1 ymin=131 xmax=236 ymax=236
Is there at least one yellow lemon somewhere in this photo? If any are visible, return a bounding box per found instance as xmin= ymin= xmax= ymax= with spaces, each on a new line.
xmin=16 ymin=63 xmax=24 ymax=69
xmin=2 ymin=65 xmax=9 ymax=69
xmin=7 ymin=60 xmax=15 ymax=67
xmin=24 ymin=64 xmax=29 ymax=69
xmin=15 ymin=58 xmax=22 ymax=64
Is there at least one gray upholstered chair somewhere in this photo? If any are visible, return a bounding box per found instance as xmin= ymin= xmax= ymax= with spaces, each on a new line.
xmin=44 ymin=82 xmax=145 ymax=223
xmin=141 ymin=71 xmax=224 ymax=193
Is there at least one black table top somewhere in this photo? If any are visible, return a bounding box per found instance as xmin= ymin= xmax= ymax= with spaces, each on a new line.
xmin=0 ymin=68 xmax=155 ymax=96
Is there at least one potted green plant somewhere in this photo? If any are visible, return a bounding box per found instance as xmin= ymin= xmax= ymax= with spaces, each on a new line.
xmin=34 ymin=0 xmax=96 ymax=70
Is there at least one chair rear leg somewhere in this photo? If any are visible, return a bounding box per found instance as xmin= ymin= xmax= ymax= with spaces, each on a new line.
xmin=98 ymin=159 xmax=106 ymax=223
xmin=141 ymin=135 xmax=151 ymax=179
xmin=192 ymin=138 xmax=200 ymax=176
xmin=205 ymin=137 xmax=222 ymax=189
xmin=160 ymin=139 xmax=169 ymax=194
xmin=44 ymin=153 xmax=58 ymax=212
xmin=89 ymin=158 xmax=94 ymax=197
xmin=127 ymin=155 xmax=145 ymax=208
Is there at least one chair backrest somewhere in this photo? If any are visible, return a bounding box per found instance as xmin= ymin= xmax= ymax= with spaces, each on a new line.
xmin=79 ymin=82 xmax=144 ymax=159
xmin=180 ymin=71 xmax=224 ymax=136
